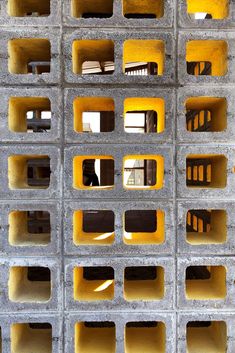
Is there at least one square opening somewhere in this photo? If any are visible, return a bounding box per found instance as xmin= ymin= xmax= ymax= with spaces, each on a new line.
xmin=124 ymin=266 xmax=164 ymax=301
xmin=8 ymin=97 xmax=51 ymax=133
xmin=187 ymin=321 xmax=227 ymax=353
xmin=123 ymin=40 xmax=165 ymax=76
xmin=185 ymin=265 xmax=226 ymax=299
xmin=125 ymin=321 xmax=166 ymax=353
xmin=9 ymin=266 xmax=51 ymax=302
xmin=9 ymin=210 xmax=51 ymax=246
xmin=185 ymin=97 xmax=227 ymax=132
xmin=74 ymin=266 xmax=114 ymax=301
xmin=186 ymin=0 xmax=229 ymax=20
xmin=71 ymin=0 xmax=113 ymax=18
xmin=124 ymin=210 xmax=165 ymax=245
xmin=73 ymin=156 xmax=114 ymax=190
xmin=8 ymin=39 xmax=51 ymax=75
xmin=11 ymin=323 xmax=52 ymax=353
xmin=186 ymin=41 xmax=228 ymax=76
xmin=124 ymin=98 xmax=165 ymax=133
xmin=73 ymin=210 xmax=115 ymax=245
xmin=8 ymin=155 xmax=51 ymax=190
xmin=123 ymin=155 xmax=164 ymax=190
xmin=186 ymin=154 xmax=227 ymax=189
xmin=72 ymin=40 xmax=114 ymax=75
xmin=8 ymin=0 xmax=50 ymax=17
xmin=75 ymin=322 xmax=116 ymax=353
xmin=123 ymin=0 xmax=164 ymax=19
xmin=186 ymin=209 xmax=227 ymax=244
xmin=73 ymin=97 xmax=115 ymax=133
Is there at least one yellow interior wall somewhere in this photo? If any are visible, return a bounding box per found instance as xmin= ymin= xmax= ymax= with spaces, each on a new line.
xmin=185 ymin=97 xmax=227 ymax=132
xmin=187 ymin=321 xmax=227 ymax=353
xmin=123 ymin=155 xmax=164 ymax=190
xmin=72 ymin=40 xmax=114 ymax=74
xmin=8 ymin=0 xmax=50 ymax=17
xmin=8 ymin=39 xmax=51 ymax=74
xmin=187 ymin=210 xmax=227 ymax=244
xmin=73 ymin=210 xmax=115 ymax=245
xmin=74 ymin=267 xmax=114 ymax=301
xmin=186 ymin=266 xmax=226 ymax=300
xmin=71 ymin=0 xmax=113 ymax=18
xmin=124 ymin=210 xmax=165 ymax=245
xmin=123 ymin=0 xmax=164 ymax=18
xmin=186 ymin=154 xmax=227 ymax=188
xmin=73 ymin=155 xmax=114 ymax=190
xmin=186 ymin=41 xmax=228 ymax=76
xmin=8 ymin=97 xmax=50 ymax=133
xmin=8 ymin=155 xmax=50 ymax=190
xmin=186 ymin=0 xmax=229 ymax=19
xmin=124 ymin=266 xmax=164 ymax=301
xmin=124 ymin=97 xmax=165 ymax=133
xmin=125 ymin=323 xmax=165 ymax=353
xmin=123 ymin=40 xmax=165 ymax=75
xmin=73 ymin=97 xmax=115 ymax=132
xmin=11 ymin=323 xmax=52 ymax=353
xmin=75 ymin=322 xmax=116 ymax=353
xmin=9 ymin=211 xmax=50 ymax=246
xmin=8 ymin=267 xmax=51 ymax=302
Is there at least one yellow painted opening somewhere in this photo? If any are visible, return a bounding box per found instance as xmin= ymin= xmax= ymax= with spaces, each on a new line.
xmin=8 ymin=97 xmax=51 ymax=133
xmin=8 ymin=155 xmax=50 ymax=190
xmin=123 ymin=210 xmax=165 ymax=245
xmin=72 ymin=40 xmax=114 ymax=75
xmin=9 ymin=211 xmax=51 ymax=246
xmin=123 ymin=0 xmax=164 ymax=18
xmin=74 ymin=267 xmax=115 ymax=301
xmin=186 ymin=210 xmax=227 ymax=244
xmin=73 ymin=156 xmax=114 ymax=190
xmin=187 ymin=321 xmax=227 ymax=353
xmin=71 ymin=0 xmax=113 ymax=18
xmin=75 ymin=322 xmax=116 ymax=353
xmin=185 ymin=97 xmax=227 ymax=132
xmin=73 ymin=97 xmax=115 ymax=133
xmin=8 ymin=39 xmax=51 ymax=75
xmin=186 ymin=155 xmax=227 ymax=189
xmin=124 ymin=98 xmax=165 ymax=133
xmin=124 ymin=266 xmax=164 ymax=301
xmin=123 ymin=155 xmax=164 ymax=190
xmin=186 ymin=266 xmax=226 ymax=299
xmin=125 ymin=322 xmax=165 ymax=353
xmin=11 ymin=323 xmax=52 ymax=353
xmin=186 ymin=41 xmax=228 ymax=76
xmin=8 ymin=0 xmax=50 ymax=17
xmin=8 ymin=266 xmax=51 ymax=302
xmin=186 ymin=0 xmax=229 ymax=19
xmin=123 ymin=40 xmax=165 ymax=75
xmin=73 ymin=210 xmax=115 ymax=246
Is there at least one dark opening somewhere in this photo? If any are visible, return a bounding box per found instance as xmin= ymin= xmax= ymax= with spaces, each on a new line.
xmin=83 ymin=159 xmax=114 ymax=187
xmin=82 ymin=12 xmax=112 ymax=18
xmin=187 ymin=321 xmax=212 ymax=328
xmin=186 ymin=110 xmax=212 ymax=132
xmin=124 ymin=13 xmax=156 ymax=18
xmin=83 ymin=267 xmax=114 ymax=280
xmin=26 ymin=110 xmax=51 ymax=133
xmin=125 ymin=266 xmax=157 ymax=281
xmin=187 ymin=61 xmax=212 ymax=75
xmin=27 ymin=267 xmax=51 ymax=281
xmin=125 ymin=62 xmax=158 ymax=76
xmin=84 ymin=322 xmax=115 ymax=328
xmin=186 ymin=158 xmax=211 ymax=187
xmin=27 ymin=211 xmax=51 ymax=234
xmin=28 ymin=61 xmax=51 ymax=74
xmin=125 ymin=210 xmax=157 ymax=232
xmin=29 ymin=323 xmax=52 ymax=329
xmin=186 ymin=266 xmax=211 ymax=280
xmin=27 ymin=157 xmax=51 ymax=187
xmin=126 ymin=322 xmax=158 ymax=328
xmin=125 ymin=110 xmax=157 ymax=133
xmin=186 ymin=210 xmax=211 ymax=233
xmin=82 ymin=210 xmax=114 ymax=233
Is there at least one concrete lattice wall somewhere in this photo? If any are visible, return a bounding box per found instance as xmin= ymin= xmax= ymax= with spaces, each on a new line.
xmin=0 ymin=0 xmax=235 ymax=352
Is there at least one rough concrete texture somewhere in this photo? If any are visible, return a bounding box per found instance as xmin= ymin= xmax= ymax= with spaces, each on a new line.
xmin=0 ymin=0 xmax=234 ymax=352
